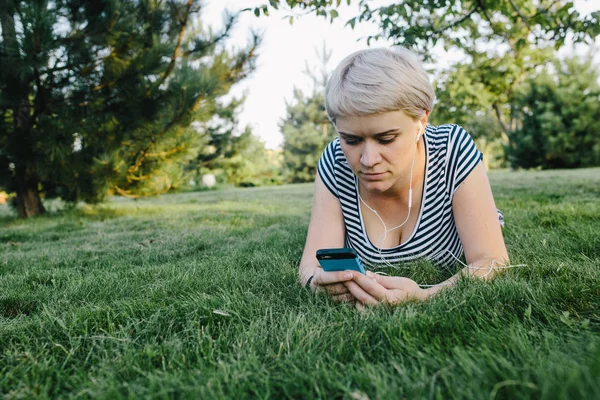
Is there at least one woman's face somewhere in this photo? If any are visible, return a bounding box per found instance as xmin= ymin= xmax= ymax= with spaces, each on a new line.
xmin=335 ymin=110 xmax=426 ymax=194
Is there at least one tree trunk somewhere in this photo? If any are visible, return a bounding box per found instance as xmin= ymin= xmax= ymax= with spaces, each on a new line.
xmin=15 ymin=169 xmax=45 ymax=217
xmin=2 ymin=2 xmax=43 ymax=217
xmin=492 ymin=103 xmax=510 ymax=144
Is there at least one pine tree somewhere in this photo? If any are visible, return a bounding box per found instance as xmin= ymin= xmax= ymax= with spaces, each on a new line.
xmin=280 ymin=44 xmax=336 ymax=183
xmin=187 ymin=93 xmax=282 ymax=187
xmin=0 ymin=0 xmax=259 ymax=217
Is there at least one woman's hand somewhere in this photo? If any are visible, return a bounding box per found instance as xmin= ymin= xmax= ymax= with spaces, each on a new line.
xmin=345 ymin=271 xmax=430 ymax=310
xmin=309 ymin=268 xmax=357 ymax=304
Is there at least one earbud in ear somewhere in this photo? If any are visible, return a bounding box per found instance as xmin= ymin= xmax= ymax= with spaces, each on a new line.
xmin=415 ymin=122 xmax=424 ymax=143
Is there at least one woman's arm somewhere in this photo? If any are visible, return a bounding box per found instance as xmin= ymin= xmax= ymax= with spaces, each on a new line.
xmin=299 ymin=174 xmax=345 ymax=284
xmin=299 ymin=174 xmax=355 ymax=301
xmin=425 ymin=161 xmax=509 ymax=297
xmin=345 ymin=161 xmax=510 ymax=308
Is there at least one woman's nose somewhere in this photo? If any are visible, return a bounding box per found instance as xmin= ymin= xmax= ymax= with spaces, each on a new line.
xmin=360 ymin=142 xmax=381 ymax=167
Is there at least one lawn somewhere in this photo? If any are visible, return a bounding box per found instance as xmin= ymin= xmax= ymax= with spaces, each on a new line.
xmin=1 ymin=168 xmax=599 ymax=399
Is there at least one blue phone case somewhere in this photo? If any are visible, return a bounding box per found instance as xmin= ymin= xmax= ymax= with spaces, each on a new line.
xmin=317 ymin=249 xmax=366 ymax=275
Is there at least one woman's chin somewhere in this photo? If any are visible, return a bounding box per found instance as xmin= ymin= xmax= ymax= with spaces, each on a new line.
xmin=360 ymin=179 xmax=391 ymax=193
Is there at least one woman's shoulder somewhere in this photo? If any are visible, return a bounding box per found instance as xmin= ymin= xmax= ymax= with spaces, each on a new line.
xmin=424 ymin=124 xmax=481 ymax=196
xmin=425 ymin=124 xmax=472 ymax=150
xmin=426 ymin=123 xmax=467 ymax=138
xmin=318 ymin=136 xmax=351 ymax=199
xmin=321 ymin=137 xmax=347 ymax=164
xmin=327 ymin=136 xmax=342 ymax=152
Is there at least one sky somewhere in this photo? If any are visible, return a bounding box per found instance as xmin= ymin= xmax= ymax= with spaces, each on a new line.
xmin=203 ymin=0 xmax=600 ymax=150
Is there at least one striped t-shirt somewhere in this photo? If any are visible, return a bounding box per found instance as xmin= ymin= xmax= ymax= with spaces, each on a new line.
xmin=317 ymin=124 xmax=498 ymax=269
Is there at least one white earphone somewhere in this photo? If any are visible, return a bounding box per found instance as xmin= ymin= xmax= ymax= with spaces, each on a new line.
xmin=358 ymin=122 xmax=423 ymax=249
xmin=415 ymin=123 xmax=424 ymax=143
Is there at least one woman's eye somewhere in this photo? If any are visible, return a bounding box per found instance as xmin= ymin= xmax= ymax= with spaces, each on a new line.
xmin=378 ymin=137 xmax=395 ymax=144
xmin=343 ymin=138 xmax=361 ymax=146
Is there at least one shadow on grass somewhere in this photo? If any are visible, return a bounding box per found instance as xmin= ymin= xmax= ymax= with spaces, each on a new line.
xmin=0 ymin=204 xmax=127 ymax=225
xmin=0 ymin=297 xmax=39 ymax=319
xmin=74 ymin=204 xmax=128 ymax=220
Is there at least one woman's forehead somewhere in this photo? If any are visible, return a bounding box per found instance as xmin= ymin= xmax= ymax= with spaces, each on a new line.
xmin=335 ymin=110 xmax=415 ymax=136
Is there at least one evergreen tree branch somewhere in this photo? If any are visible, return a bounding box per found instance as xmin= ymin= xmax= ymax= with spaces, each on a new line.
xmin=31 ymin=66 xmax=47 ymax=124
xmin=155 ymin=0 xmax=194 ymax=90
xmin=169 ymin=0 xmax=185 ymax=25
xmin=146 ymin=143 xmax=187 ymax=158
xmin=127 ymin=90 xmax=202 ymax=176
xmin=115 ymin=175 xmax=173 ymax=198
xmin=184 ymin=14 xmax=236 ymax=56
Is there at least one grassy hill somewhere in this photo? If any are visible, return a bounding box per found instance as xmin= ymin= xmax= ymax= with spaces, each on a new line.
xmin=1 ymin=168 xmax=599 ymax=399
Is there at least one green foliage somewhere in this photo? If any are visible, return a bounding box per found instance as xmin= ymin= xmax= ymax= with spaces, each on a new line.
xmin=431 ymin=111 xmax=507 ymax=170
xmin=259 ymin=1 xmax=599 ymax=52
xmin=0 ymin=169 xmax=599 ymax=397
xmin=280 ymin=44 xmax=336 ymax=183
xmin=218 ymin=134 xmax=283 ymax=187
xmin=0 ymin=0 xmax=260 ymax=216
xmin=431 ymin=45 xmax=553 ymax=132
xmin=187 ymin=95 xmax=283 ymax=187
xmin=281 ymin=89 xmax=335 ymax=183
xmin=506 ymin=53 xmax=600 ymax=169
xmin=432 ymin=69 xmax=509 ymax=170
xmin=259 ymin=0 xmax=600 ymax=170
xmin=248 ymin=0 xmax=349 ymax=24
xmin=196 ymin=126 xmax=283 ymax=187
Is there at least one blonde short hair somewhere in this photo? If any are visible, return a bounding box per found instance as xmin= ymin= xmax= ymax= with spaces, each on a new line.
xmin=325 ymin=47 xmax=435 ymax=123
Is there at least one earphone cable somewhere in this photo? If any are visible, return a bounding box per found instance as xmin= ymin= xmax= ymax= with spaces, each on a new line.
xmin=355 ymin=130 xmax=526 ymax=287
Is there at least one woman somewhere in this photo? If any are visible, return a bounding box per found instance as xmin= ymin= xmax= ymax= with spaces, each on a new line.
xmin=299 ymin=47 xmax=509 ymax=311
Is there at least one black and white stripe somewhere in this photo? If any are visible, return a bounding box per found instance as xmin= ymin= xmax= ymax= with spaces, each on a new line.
xmin=317 ymin=124 xmax=498 ymax=269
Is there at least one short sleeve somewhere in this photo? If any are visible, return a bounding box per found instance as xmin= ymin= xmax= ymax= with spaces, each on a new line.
xmin=317 ymin=140 xmax=339 ymax=198
xmin=448 ymin=126 xmax=483 ymax=197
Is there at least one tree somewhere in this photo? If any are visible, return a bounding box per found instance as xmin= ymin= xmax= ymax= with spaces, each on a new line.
xmin=187 ymin=93 xmax=281 ymax=187
xmin=258 ymin=0 xmax=599 ymax=158
xmin=506 ymin=53 xmax=600 ymax=169
xmin=430 ymin=62 xmax=511 ymax=170
xmin=217 ymin=130 xmax=283 ymax=187
xmin=190 ymin=121 xmax=283 ymax=187
xmin=280 ymin=44 xmax=336 ymax=183
xmin=0 ymin=0 xmax=259 ymax=217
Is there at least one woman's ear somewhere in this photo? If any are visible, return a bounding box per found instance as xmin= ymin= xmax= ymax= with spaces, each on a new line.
xmin=419 ymin=112 xmax=429 ymax=130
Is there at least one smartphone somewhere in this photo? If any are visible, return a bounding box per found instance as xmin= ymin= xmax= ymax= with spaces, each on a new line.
xmin=316 ymin=248 xmax=366 ymax=275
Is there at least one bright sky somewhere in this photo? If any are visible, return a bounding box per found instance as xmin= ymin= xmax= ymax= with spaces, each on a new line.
xmin=203 ymin=0 xmax=599 ymax=149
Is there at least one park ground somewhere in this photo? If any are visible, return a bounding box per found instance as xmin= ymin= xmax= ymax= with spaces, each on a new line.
xmin=1 ymin=168 xmax=599 ymax=399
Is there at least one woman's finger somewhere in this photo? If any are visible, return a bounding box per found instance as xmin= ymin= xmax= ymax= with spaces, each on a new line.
xmin=314 ymin=268 xmax=354 ymax=286
xmin=367 ymin=274 xmax=420 ymax=291
xmin=350 ymin=273 xmax=390 ymax=303
xmin=344 ymin=280 xmax=379 ymax=306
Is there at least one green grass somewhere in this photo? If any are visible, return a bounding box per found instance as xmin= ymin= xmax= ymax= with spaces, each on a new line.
xmin=1 ymin=168 xmax=599 ymax=399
